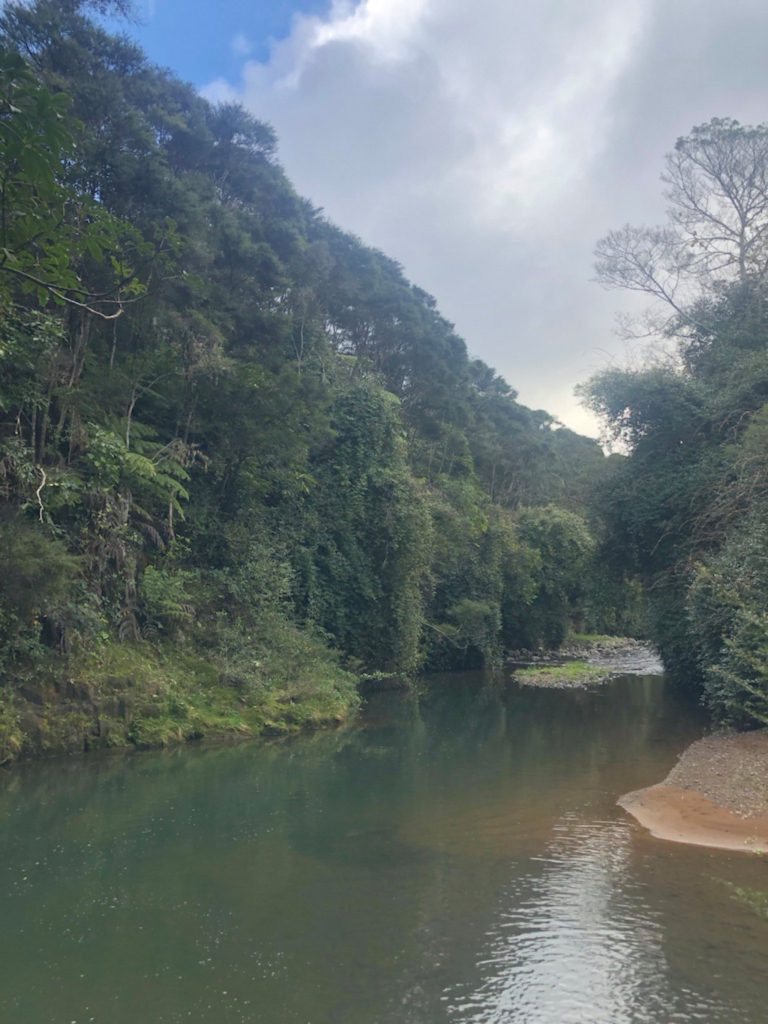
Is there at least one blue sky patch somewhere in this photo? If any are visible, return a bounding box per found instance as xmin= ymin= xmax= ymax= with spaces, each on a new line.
xmin=102 ymin=0 xmax=332 ymax=87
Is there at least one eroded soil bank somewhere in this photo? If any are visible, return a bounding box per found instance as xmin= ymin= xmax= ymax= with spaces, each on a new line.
xmin=620 ymin=731 xmax=768 ymax=853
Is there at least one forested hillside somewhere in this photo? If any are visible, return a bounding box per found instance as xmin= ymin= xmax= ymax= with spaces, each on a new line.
xmin=583 ymin=118 xmax=768 ymax=729
xmin=0 ymin=0 xmax=617 ymax=761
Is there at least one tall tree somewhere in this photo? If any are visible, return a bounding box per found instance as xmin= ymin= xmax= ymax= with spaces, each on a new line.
xmin=595 ymin=119 xmax=768 ymax=335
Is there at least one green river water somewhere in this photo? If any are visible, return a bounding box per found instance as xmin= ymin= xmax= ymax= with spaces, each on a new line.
xmin=2 ymin=671 xmax=768 ymax=1023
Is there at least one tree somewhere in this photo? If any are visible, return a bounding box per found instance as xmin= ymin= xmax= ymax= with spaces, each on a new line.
xmin=587 ymin=119 xmax=768 ymax=705
xmin=507 ymin=506 xmax=594 ymax=648
xmin=595 ymin=119 xmax=768 ymax=335
xmin=0 ymin=48 xmax=148 ymax=318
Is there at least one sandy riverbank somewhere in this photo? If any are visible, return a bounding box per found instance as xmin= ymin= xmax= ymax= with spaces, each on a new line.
xmin=619 ymin=731 xmax=768 ymax=853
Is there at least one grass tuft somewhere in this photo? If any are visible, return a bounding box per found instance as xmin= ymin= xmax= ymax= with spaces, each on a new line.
xmin=514 ymin=660 xmax=607 ymax=688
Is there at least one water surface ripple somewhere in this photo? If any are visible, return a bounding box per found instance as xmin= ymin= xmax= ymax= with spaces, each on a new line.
xmin=1 ymin=672 xmax=767 ymax=1023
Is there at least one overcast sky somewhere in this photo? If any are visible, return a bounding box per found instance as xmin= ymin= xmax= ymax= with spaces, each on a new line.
xmin=123 ymin=0 xmax=768 ymax=434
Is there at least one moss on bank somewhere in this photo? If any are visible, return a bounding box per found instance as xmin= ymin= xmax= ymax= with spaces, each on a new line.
xmin=0 ymin=632 xmax=359 ymax=765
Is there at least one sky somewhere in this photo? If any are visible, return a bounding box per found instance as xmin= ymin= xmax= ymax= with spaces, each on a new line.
xmin=112 ymin=0 xmax=768 ymax=435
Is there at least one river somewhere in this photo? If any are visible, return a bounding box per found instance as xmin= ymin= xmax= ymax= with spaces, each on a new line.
xmin=2 ymin=671 xmax=768 ymax=1023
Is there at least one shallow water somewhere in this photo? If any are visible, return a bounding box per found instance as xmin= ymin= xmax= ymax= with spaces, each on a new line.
xmin=1 ymin=672 xmax=767 ymax=1023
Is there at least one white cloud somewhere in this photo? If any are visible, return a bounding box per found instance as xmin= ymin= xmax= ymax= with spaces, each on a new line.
xmin=231 ymin=32 xmax=252 ymax=58
xmin=310 ymin=0 xmax=429 ymax=61
xmin=203 ymin=0 xmax=768 ymax=435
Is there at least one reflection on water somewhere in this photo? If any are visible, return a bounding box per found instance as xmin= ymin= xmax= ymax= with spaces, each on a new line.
xmin=449 ymin=817 xmax=659 ymax=1023
xmin=1 ymin=672 xmax=767 ymax=1023
xmin=448 ymin=816 xmax=713 ymax=1024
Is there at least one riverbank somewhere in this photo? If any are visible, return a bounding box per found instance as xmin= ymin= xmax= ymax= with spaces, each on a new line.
xmin=619 ymin=731 xmax=768 ymax=853
xmin=511 ymin=636 xmax=660 ymax=688
xmin=0 ymin=637 xmax=359 ymax=765
xmin=0 ymin=635 xmax=655 ymax=764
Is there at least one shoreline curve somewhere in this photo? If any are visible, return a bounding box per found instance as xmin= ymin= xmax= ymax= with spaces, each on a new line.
xmin=619 ymin=731 xmax=768 ymax=854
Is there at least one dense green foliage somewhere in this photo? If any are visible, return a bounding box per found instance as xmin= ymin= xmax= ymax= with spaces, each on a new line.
xmin=0 ymin=0 xmax=609 ymax=761
xmin=584 ymin=118 xmax=768 ymax=726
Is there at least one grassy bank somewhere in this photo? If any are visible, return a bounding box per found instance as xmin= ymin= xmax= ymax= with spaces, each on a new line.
xmin=0 ymin=631 xmax=359 ymax=765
